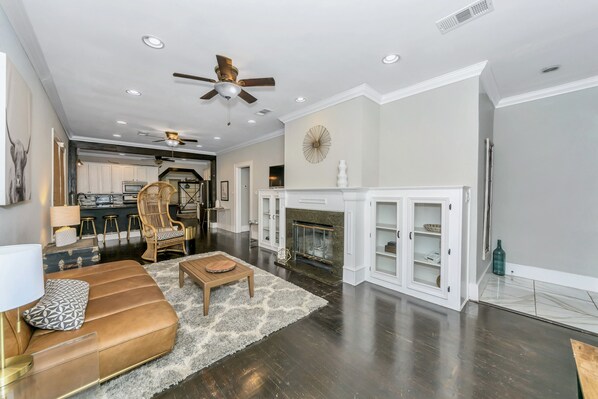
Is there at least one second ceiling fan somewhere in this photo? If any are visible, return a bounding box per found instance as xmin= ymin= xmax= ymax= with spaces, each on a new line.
xmin=173 ymin=55 xmax=275 ymax=104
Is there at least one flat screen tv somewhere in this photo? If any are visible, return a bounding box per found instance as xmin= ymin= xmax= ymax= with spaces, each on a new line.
xmin=269 ymin=165 xmax=284 ymax=188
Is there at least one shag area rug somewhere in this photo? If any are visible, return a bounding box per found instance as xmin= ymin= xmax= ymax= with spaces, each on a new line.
xmin=98 ymin=251 xmax=327 ymax=399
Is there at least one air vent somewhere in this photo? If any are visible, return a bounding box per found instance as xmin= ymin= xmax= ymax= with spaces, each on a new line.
xmin=255 ymin=108 xmax=272 ymax=116
xmin=436 ymin=0 xmax=494 ymax=34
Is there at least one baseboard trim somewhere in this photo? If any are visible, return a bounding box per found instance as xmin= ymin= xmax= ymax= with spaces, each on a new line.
xmin=506 ymin=262 xmax=598 ymax=292
xmin=469 ymin=262 xmax=492 ymax=301
xmin=343 ymin=265 xmax=367 ymax=286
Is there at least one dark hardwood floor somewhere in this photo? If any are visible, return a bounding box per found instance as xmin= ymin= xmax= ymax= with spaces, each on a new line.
xmin=101 ymin=230 xmax=597 ymax=399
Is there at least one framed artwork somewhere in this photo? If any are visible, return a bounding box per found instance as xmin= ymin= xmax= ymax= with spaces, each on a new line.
xmin=220 ymin=180 xmax=229 ymax=201
xmin=0 ymin=52 xmax=32 ymax=206
xmin=482 ymin=138 xmax=494 ymax=260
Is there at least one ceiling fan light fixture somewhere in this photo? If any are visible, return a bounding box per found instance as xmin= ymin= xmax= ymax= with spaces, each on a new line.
xmin=165 ymin=138 xmax=179 ymax=147
xmin=382 ymin=54 xmax=400 ymax=64
xmin=248 ymin=119 xmax=256 ymax=124
xmin=142 ymin=35 xmax=164 ymax=49
xmin=214 ymin=81 xmax=241 ymax=99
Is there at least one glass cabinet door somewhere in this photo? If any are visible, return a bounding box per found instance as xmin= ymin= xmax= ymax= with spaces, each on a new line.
xmin=373 ymin=201 xmax=400 ymax=280
xmin=274 ymin=197 xmax=280 ymax=246
xmin=261 ymin=196 xmax=271 ymax=243
xmin=408 ymin=200 xmax=445 ymax=295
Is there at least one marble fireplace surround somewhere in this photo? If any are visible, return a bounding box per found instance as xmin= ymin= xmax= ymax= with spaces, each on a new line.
xmin=284 ymin=188 xmax=368 ymax=285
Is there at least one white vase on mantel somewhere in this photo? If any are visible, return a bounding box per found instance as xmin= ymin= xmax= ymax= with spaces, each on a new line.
xmin=337 ymin=160 xmax=348 ymax=188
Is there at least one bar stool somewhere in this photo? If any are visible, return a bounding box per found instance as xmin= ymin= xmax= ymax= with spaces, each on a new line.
xmin=103 ymin=214 xmax=120 ymax=242
xmin=127 ymin=213 xmax=142 ymax=241
xmin=79 ymin=216 xmax=97 ymax=239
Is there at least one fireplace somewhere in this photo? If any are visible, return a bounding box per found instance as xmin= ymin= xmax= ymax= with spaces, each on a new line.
xmin=282 ymin=208 xmax=344 ymax=285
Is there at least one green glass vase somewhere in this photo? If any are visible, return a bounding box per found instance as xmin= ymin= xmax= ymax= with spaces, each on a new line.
xmin=492 ymin=239 xmax=505 ymax=276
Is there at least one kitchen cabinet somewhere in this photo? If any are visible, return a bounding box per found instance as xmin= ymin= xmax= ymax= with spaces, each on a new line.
xmin=368 ymin=188 xmax=468 ymax=311
xmin=111 ymin=165 xmax=123 ymax=194
xmin=87 ymin=163 xmax=101 ymax=194
xmin=135 ymin=166 xmax=148 ymax=182
xmin=100 ymin=164 xmax=112 ymax=193
xmin=77 ymin=164 xmax=90 ymax=194
xmin=76 ymin=162 xmax=159 ymax=194
xmin=258 ymin=190 xmax=285 ymax=252
xmin=122 ymin=166 xmax=135 ymax=182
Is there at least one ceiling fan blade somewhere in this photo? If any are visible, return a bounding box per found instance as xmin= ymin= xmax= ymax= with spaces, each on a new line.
xmin=238 ymin=77 xmax=275 ymax=87
xmin=152 ymin=139 xmax=166 ymax=142
xmin=216 ymin=55 xmax=235 ymax=80
xmin=238 ymin=89 xmax=257 ymax=104
xmin=180 ymin=138 xmax=198 ymax=143
xmin=173 ymin=72 xmax=216 ymax=83
xmin=200 ymin=89 xmax=218 ymax=100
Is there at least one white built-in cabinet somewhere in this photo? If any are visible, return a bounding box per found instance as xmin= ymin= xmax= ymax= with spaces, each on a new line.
xmin=368 ymin=188 xmax=468 ymax=311
xmin=76 ymin=162 xmax=159 ymax=194
xmin=258 ymin=190 xmax=285 ymax=252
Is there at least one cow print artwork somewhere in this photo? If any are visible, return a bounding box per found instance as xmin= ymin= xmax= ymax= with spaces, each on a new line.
xmin=1 ymin=54 xmax=32 ymax=206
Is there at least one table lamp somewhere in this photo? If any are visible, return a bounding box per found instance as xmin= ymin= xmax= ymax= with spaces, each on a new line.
xmin=0 ymin=244 xmax=45 ymax=387
xmin=50 ymin=205 xmax=80 ymax=247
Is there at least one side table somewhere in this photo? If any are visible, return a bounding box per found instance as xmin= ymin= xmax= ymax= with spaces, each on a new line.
xmin=43 ymin=238 xmax=101 ymax=274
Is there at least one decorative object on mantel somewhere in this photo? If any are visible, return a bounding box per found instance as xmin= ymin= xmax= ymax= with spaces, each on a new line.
xmin=336 ymin=160 xmax=348 ymax=187
xmin=492 ymin=239 xmax=505 ymax=276
xmin=0 ymin=244 xmax=44 ymax=386
xmin=424 ymin=223 xmax=441 ymax=233
xmin=51 ymin=205 xmax=81 ymax=247
xmin=205 ymin=259 xmax=237 ymax=273
xmin=1 ymin=53 xmax=33 ymax=206
xmin=303 ymin=125 xmax=331 ymax=164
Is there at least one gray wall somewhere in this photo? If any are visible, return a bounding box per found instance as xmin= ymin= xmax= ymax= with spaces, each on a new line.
xmin=477 ymin=94 xmax=494 ymax=278
xmin=493 ymin=87 xmax=598 ymax=277
xmin=0 ymin=8 xmax=68 ymax=246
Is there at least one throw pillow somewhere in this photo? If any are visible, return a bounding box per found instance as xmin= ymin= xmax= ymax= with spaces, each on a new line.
xmin=22 ymin=279 xmax=90 ymax=331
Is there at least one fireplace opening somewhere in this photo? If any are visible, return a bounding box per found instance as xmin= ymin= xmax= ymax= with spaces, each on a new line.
xmin=293 ymin=221 xmax=334 ymax=272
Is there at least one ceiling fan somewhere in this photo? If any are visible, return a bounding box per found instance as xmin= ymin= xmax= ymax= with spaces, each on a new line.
xmin=154 ymin=155 xmax=175 ymax=166
xmin=152 ymin=131 xmax=198 ymax=147
xmin=173 ymin=55 xmax=275 ymax=104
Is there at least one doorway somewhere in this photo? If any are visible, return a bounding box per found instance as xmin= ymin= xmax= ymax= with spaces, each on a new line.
xmin=234 ymin=161 xmax=253 ymax=233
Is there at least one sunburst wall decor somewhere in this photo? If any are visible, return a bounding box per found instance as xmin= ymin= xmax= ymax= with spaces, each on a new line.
xmin=303 ymin=125 xmax=331 ymax=164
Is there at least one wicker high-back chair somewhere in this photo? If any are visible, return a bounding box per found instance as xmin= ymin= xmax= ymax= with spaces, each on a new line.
xmin=137 ymin=182 xmax=187 ymax=262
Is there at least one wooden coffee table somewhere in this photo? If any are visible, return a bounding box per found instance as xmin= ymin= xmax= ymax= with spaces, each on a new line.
xmin=179 ymin=254 xmax=254 ymax=316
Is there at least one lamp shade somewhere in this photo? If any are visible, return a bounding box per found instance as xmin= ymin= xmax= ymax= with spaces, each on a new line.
xmin=0 ymin=244 xmax=44 ymax=312
xmin=50 ymin=205 xmax=80 ymax=227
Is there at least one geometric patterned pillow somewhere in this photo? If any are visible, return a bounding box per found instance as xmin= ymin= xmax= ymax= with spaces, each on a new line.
xmin=22 ymin=279 xmax=90 ymax=331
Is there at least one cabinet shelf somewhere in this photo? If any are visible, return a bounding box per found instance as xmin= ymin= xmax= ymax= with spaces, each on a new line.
xmin=376 ymin=223 xmax=397 ymax=231
xmin=414 ymin=253 xmax=441 ymax=268
xmin=414 ymin=227 xmax=441 ymax=237
xmin=375 ymin=246 xmax=396 ymax=258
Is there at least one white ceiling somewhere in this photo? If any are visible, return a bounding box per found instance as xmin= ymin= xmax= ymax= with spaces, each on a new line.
xmin=4 ymin=0 xmax=598 ymax=153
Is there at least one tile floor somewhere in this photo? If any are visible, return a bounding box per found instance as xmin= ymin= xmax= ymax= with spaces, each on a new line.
xmin=480 ymin=274 xmax=598 ymax=334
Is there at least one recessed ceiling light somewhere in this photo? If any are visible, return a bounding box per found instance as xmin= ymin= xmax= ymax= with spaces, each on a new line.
xmin=142 ymin=35 xmax=164 ymax=49
xmin=137 ymin=132 xmax=149 ymax=136
xmin=248 ymin=119 xmax=256 ymax=124
xmin=295 ymin=97 xmax=306 ymax=103
xmin=119 ymin=153 xmax=125 ymax=156
xmin=126 ymin=89 xmax=141 ymax=96
xmin=196 ymin=144 xmax=203 ymax=148
xmin=113 ymin=134 xmax=122 ymax=138
xmin=382 ymin=54 xmax=400 ymax=64
xmin=214 ymin=136 xmax=221 ymax=140
xmin=116 ymin=120 xmax=127 ymax=125
xmin=541 ymin=65 xmax=560 ymax=73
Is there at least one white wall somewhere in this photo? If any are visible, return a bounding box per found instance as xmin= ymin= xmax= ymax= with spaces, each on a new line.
xmin=216 ymin=135 xmax=284 ymax=231
xmin=0 ymin=8 xmax=67 ymax=246
xmin=493 ymin=87 xmax=598 ymax=278
xmin=284 ymin=96 xmax=379 ymax=188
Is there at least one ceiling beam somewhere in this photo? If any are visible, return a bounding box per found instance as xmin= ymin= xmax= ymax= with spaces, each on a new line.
xmin=72 ymin=140 xmax=216 ymax=161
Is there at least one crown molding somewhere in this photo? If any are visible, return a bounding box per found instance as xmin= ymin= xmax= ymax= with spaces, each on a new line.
xmin=497 ymin=74 xmax=598 ymax=108
xmin=70 ymin=135 xmax=217 ymax=156
xmin=278 ymin=84 xmax=382 ymax=124
xmin=217 ymin=129 xmax=285 ymax=155
xmin=380 ymin=61 xmax=488 ymax=104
